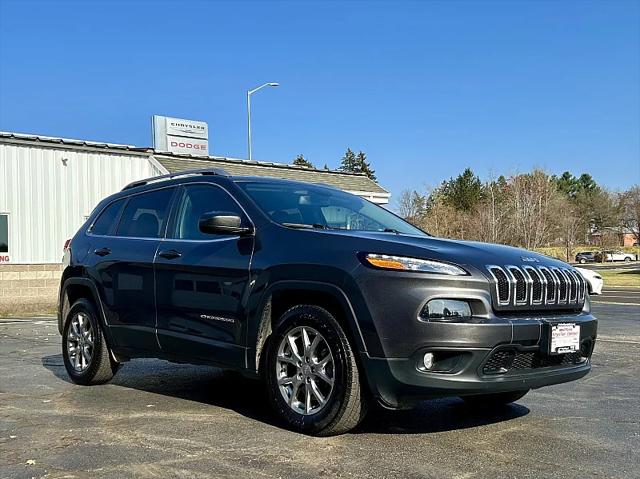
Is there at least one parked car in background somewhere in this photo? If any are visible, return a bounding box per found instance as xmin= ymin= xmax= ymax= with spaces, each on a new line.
xmin=602 ymin=250 xmax=635 ymax=262
xmin=575 ymin=267 xmax=603 ymax=295
xmin=575 ymin=252 xmax=598 ymax=264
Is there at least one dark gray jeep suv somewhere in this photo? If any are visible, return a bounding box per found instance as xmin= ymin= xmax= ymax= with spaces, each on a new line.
xmin=58 ymin=169 xmax=597 ymax=435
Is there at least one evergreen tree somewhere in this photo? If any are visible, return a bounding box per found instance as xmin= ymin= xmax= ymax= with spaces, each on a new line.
xmin=338 ymin=148 xmax=377 ymax=181
xmin=441 ymin=168 xmax=484 ymax=211
xmin=355 ymin=151 xmax=377 ymax=181
xmin=292 ymin=154 xmax=314 ymax=168
xmin=338 ymin=148 xmax=358 ymax=173
xmin=323 ymin=163 xmax=330 ymax=170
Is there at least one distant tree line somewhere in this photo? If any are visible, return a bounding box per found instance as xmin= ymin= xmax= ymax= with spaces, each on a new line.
xmin=292 ymin=148 xmax=377 ymax=181
xmin=397 ymin=168 xmax=639 ymax=260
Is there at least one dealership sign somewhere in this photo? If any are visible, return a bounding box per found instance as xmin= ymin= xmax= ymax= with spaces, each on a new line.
xmin=152 ymin=115 xmax=209 ymax=156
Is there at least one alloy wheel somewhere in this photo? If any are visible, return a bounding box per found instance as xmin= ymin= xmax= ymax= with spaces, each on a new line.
xmin=275 ymin=326 xmax=335 ymax=415
xmin=66 ymin=312 xmax=94 ymax=372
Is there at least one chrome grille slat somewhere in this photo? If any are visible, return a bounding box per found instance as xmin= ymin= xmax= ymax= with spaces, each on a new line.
xmin=487 ymin=264 xmax=585 ymax=310
xmin=508 ymin=266 xmax=528 ymax=304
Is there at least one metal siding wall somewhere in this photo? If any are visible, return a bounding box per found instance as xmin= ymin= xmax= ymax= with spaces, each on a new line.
xmin=0 ymin=143 xmax=160 ymax=263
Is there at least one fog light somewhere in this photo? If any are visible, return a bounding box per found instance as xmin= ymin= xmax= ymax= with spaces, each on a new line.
xmin=423 ymin=352 xmax=435 ymax=370
xmin=421 ymin=299 xmax=472 ymax=322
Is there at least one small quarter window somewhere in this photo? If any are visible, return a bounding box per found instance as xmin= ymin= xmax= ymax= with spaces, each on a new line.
xmin=90 ymin=199 xmax=125 ymax=236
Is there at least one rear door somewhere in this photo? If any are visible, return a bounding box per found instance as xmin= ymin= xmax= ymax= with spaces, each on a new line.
xmin=154 ymin=182 xmax=254 ymax=366
xmin=87 ymin=187 xmax=177 ymax=354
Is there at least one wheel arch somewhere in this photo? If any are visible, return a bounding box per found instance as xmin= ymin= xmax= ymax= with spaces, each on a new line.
xmin=58 ymin=277 xmax=116 ymax=353
xmin=249 ymin=281 xmax=368 ymax=374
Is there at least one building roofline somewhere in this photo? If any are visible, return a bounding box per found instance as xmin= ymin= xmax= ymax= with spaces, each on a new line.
xmin=0 ymin=131 xmax=388 ymax=193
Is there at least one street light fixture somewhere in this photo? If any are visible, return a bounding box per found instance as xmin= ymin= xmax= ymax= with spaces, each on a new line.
xmin=247 ymin=82 xmax=279 ymax=161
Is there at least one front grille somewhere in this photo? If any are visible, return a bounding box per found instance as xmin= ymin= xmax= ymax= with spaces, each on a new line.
xmin=487 ymin=264 xmax=586 ymax=310
xmin=483 ymin=349 xmax=585 ymax=375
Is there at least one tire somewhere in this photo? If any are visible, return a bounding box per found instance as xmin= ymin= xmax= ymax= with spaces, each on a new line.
xmin=62 ymin=298 xmax=119 ymax=385
xmin=461 ymin=390 xmax=529 ymax=407
xmin=624 ymin=257 xmax=631 ymax=262
xmin=579 ymin=258 xmax=586 ymax=264
xmin=265 ymin=305 xmax=367 ymax=436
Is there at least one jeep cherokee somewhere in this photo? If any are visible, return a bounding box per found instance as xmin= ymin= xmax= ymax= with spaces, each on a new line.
xmin=58 ymin=168 xmax=597 ymax=435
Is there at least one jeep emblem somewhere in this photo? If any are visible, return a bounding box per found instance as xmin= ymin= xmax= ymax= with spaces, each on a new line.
xmin=521 ymin=256 xmax=540 ymax=263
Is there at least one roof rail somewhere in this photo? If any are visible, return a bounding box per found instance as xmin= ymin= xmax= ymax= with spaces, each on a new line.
xmin=122 ymin=168 xmax=229 ymax=191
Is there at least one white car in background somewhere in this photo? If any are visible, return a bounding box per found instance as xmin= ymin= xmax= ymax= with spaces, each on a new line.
xmin=576 ymin=267 xmax=604 ymax=295
xmin=602 ymin=250 xmax=636 ymax=262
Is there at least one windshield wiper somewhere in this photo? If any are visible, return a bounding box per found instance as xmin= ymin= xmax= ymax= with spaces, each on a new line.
xmin=383 ymin=228 xmax=401 ymax=234
xmin=282 ymin=222 xmax=332 ymax=230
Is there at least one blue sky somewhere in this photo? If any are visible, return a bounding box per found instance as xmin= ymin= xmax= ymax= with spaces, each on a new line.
xmin=1 ymin=0 xmax=638 ymax=203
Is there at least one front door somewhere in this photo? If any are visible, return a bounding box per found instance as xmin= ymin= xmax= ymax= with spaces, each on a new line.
xmin=154 ymin=183 xmax=254 ymax=367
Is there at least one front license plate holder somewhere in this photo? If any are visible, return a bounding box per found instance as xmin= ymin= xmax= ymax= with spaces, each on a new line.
xmin=543 ymin=322 xmax=581 ymax=355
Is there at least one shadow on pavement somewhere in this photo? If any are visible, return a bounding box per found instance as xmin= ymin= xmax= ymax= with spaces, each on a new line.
xmin=42 ymin=353 xmax=529 ymax=435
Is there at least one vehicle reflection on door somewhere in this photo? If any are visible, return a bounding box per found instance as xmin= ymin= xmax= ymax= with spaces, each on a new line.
xmin=169 ymin=274 xmax=242 ymax=343
xmin=154 ymin=238 xmax=253 ymax=366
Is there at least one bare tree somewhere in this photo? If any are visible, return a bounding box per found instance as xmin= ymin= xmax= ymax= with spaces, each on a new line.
xmin=619 ymin=185 xmax=640 ymax=244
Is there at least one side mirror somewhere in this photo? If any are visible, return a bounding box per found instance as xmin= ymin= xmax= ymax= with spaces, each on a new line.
xmin=199 ymin=211 xmax=253 ymax=236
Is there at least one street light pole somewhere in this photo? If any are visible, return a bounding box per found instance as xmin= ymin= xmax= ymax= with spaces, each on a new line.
xmin=247 ymin=82 xmax=279 ymax=161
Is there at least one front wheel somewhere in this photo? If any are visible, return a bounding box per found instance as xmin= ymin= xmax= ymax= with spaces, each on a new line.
xmin=265 ymin=305 xmax=367 ymax=436
xmin=579 ymin=258 xmax=586 ymax=264
xmin=461 ymin=390 xmax=529 ymax=407
xmin=624 ymin=257 xmax=631 ymax=262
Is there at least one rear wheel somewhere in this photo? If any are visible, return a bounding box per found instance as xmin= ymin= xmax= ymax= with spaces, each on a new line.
xmin=265 ymin=305 xmax=367 ymax=436
xmin=579 ymin=258 xmax=586 ymax=264
xmin=461 ymin=390 xmax=529 ymax=407
xmin=62 ymin=299 xmax=119 ymax=385
xmin=624 ymin=256 xmax=631 ymax=262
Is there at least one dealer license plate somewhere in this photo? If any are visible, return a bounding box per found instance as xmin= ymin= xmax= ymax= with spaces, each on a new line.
xmin=549 ymin=323 xmax=580 ymax=355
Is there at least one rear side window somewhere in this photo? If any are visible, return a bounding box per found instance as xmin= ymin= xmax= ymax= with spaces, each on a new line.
xmin=117 ymin=188 xmax=175 ymax=238
xmin=90 ymin=199 xmax=125 ymax=236
xmin=172 ymin=184 xmax=244 ymax=240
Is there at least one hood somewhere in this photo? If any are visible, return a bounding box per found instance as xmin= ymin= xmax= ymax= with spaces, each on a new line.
xmin=326 ymin=230 xmax=569 ymax=272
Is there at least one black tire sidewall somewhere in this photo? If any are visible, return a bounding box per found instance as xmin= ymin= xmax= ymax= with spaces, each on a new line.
xmin=266 ymin=305 xmax=352 ymax=434
xmin=62 ymin=299 xmax=107 ymax=385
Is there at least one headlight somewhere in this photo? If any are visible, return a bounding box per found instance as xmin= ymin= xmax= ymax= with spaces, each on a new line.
xmin=363 ymin=254 xmax=467 ymax=275
xmin=420 ymin=299 xmax=472 ymax=322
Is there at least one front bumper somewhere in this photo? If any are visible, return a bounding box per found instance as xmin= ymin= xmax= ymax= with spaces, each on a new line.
xmin=361 ymin=313 xmax=597 ymax=409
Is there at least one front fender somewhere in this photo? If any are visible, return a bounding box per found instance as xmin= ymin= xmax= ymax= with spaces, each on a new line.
xmin=245 ymin=278 xmax=381 ymax=372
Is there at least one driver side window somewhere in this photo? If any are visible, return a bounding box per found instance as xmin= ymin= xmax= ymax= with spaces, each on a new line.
xmin=172 ymin=184 xmax=244 ymax=240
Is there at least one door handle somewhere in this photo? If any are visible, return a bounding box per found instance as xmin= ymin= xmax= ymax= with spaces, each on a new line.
xmin=158 ymin=249 xmax=182 ymax=260
xmin=94 ymin=247 xmax=111 ymax=257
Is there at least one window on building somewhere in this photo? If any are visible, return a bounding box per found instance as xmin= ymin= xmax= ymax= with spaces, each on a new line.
xmin=172 ymin=184 xmax=245 ymax=240
xmin=0 ymin=214 xmax=8 ymax=252
xmin=90 ymin=199 xmax=125 ymax=236
xmin=117 ymin=188 xmax=175 ymax=238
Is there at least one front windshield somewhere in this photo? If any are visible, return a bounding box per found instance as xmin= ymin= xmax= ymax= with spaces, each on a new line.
xmin=238 ymin=181 xmax=427 ymax=236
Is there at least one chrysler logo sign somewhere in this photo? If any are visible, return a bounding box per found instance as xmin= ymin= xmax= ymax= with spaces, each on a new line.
xmin=152 ymin=115 xmax=209 ymax=156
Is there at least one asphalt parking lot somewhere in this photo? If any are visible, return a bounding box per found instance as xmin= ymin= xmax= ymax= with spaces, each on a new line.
xmin=1 ymin=291 xmax=639 ymax=479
